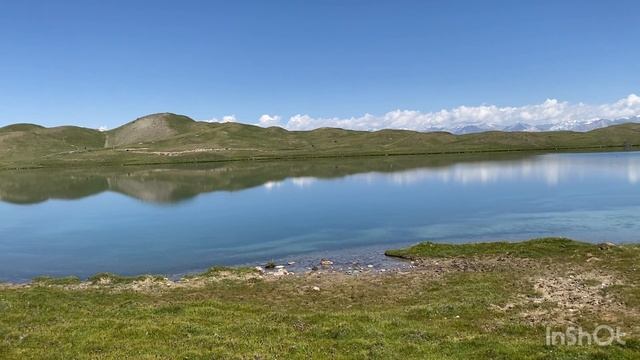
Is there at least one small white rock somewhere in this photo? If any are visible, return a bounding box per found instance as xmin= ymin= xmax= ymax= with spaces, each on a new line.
xmin=312 ymin=286 xmax=320 ymax=291
xmin=367 ymin=264 xmax=374 ymax=268
xmin=320 ymin=259 xmax=334 ymax=266
xmin=272 ymin=269 xmax=289 ymax=276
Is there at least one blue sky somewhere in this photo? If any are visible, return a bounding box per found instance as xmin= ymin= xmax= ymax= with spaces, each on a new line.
xmin=1 ymin=0 xmax=639 ymax=130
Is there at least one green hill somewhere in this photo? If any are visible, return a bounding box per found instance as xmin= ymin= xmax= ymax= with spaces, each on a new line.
xmin=0 ymin=123 xmax=46 ymax=132
xmin=1 ymin=113 xmax=639 ymax=169
xmin=0 ymin=124 xmax=105 ymax=165
xmin=105 ymin=113 xmax=199 ymax=147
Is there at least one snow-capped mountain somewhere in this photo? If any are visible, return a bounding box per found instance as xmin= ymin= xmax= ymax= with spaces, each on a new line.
xmin=446 ymin=116 xmax=640 ymax=134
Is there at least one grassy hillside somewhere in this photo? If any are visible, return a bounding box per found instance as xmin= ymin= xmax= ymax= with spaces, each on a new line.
xmin=105 ymin=113 xmax=199 ymax=147
xmin=1 ymin=113 xmax=639 ymax=169
xmin=0 ymin=124 xmax=105 ymax=166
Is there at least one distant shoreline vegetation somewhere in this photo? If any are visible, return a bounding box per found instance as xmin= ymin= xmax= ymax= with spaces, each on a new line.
xmin=0 ymin=150 xmax=637 ymax=205
xmin=1 ymin=112 xmax=639 ymax=170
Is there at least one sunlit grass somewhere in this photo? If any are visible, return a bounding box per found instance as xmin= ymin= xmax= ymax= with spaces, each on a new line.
xmin=1 ymin=238 xmax=638 ymax=358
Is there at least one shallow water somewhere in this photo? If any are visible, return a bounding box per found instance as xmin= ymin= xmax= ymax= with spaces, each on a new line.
xmin=1 ymin=152 xmax=639 ymax=282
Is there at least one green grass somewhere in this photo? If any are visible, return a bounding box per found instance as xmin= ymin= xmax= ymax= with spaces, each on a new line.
xmin=384 ymin=237 xmax=596 ymax=259
xmin=86 ymin=273 xmax=167 ymax=285
xmin=183 ymin=266 xmax=259 ymax=279
xmin=31 ymin=276 xmax=82 ymax=286
xmin=1 ymin=238 xmax=639 ymax=359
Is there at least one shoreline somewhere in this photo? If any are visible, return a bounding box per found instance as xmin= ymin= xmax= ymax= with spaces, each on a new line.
xmin=0 ymin=250 xmax=415 ymax=288
xmin=0 ymin=237 xmax=637 ymax=287
xmin=2 ymin=237 xmax=639 ymax=358
xmin=1 ymin=144 xmax=637 ymax=172
xmin=0 ymin=237 xmax=634 ymax=288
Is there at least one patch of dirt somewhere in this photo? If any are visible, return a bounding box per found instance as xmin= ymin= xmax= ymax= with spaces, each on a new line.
xmin=0 ymin=271 xmax=268 ymax=293
xmin=520 ymin=270 xmax=629 ymax=325
xmin=410 ymin=255 xmax=539 ymax=276
xmin=403 ymin=255 xmax=637 ymax=326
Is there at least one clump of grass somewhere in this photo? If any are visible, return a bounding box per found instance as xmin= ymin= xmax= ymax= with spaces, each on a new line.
xmin=87 ymin=272 xmax=164 ymax=285
xmin=183 ymin=266 xmax=257 ymax=279
xmin=385 ymin=237 xmax=597 ymax=259
xmin=32 ymin=276 xmax=81 ymax=286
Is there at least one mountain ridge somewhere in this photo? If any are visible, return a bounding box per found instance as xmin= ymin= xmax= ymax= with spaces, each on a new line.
xmin=1 ymin=113 xmax=640 ymax=169
xmin=435 ymin=115 xmax=640 ymax=134
xmin=4 ymin=113 xmax=640 ymax=135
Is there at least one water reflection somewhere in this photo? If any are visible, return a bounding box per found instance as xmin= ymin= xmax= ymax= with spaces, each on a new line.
xmin=2 ymin=152 xmax=638 ymax=205
xmin=257 ymin=152 xmax=640 ymax=191
xmin=374 ymin=153 xmax=640 ymax=186
xmin=0 ymin=153 xmax=537 ymax=204
xmin=1 ymin=151 xmax=639 ymax=282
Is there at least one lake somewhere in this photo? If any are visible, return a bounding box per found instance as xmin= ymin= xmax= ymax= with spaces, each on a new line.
xmin=1 ymin=151 xmax=639 ymax=282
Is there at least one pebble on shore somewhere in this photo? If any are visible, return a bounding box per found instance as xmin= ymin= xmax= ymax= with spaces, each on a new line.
xmin=320 ymin=259 xmax=334 ymax=266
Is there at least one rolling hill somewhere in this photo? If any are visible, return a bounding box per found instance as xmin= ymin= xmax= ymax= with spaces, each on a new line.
xmin=1 ymin=112 xmax=639 ymax=169
xmin=105 ymin=113 xmax=200 ymax=147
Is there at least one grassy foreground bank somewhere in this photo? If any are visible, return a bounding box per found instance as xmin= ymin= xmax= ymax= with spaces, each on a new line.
xmin=1 ymin=238 xmax=639 ymax=359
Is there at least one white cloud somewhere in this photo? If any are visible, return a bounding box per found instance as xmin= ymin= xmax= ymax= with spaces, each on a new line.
xmin=195 ymin=94 xmax=640 ymax=133
xmin=221 ymin=115 xmax=237 ymax=123
xmin=205 ymin=115 xmax=237 ymax=123
xmin=279 ymin=94 xmax=640 ymax=132
xmin=257 ymin=114 xmax=281 ymax=127
xmin=98 ymin=126 xmax=108 ymax=132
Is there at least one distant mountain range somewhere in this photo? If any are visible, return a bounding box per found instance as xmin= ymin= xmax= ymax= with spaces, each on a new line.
xmin=1 ymin=113 xmax=640 ymax=169
xmin=446 ymin=116 xmax=640 ymax=134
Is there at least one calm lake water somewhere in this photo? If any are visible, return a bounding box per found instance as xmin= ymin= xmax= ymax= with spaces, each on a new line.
xmin=1 ymin=151 xmax=639 ymax=282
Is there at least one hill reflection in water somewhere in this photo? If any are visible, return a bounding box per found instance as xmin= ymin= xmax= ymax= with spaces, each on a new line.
xmin=0 ymin=153 xmax=535 ymax=204
xmin=2 ymin=152 xmax=638 ymax=205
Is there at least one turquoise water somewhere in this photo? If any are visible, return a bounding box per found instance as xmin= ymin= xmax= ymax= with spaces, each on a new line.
xmin=1 ymin=152 xmax=639 ymax=282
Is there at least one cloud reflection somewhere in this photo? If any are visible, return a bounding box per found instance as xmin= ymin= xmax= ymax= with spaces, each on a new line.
xmin=264 ymin=177 xmax=318 ymax=191
xmin=374 ymin=153 xmax=640 ymax=186
xmin=262 ymin=153 xmax=640 ymax=190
